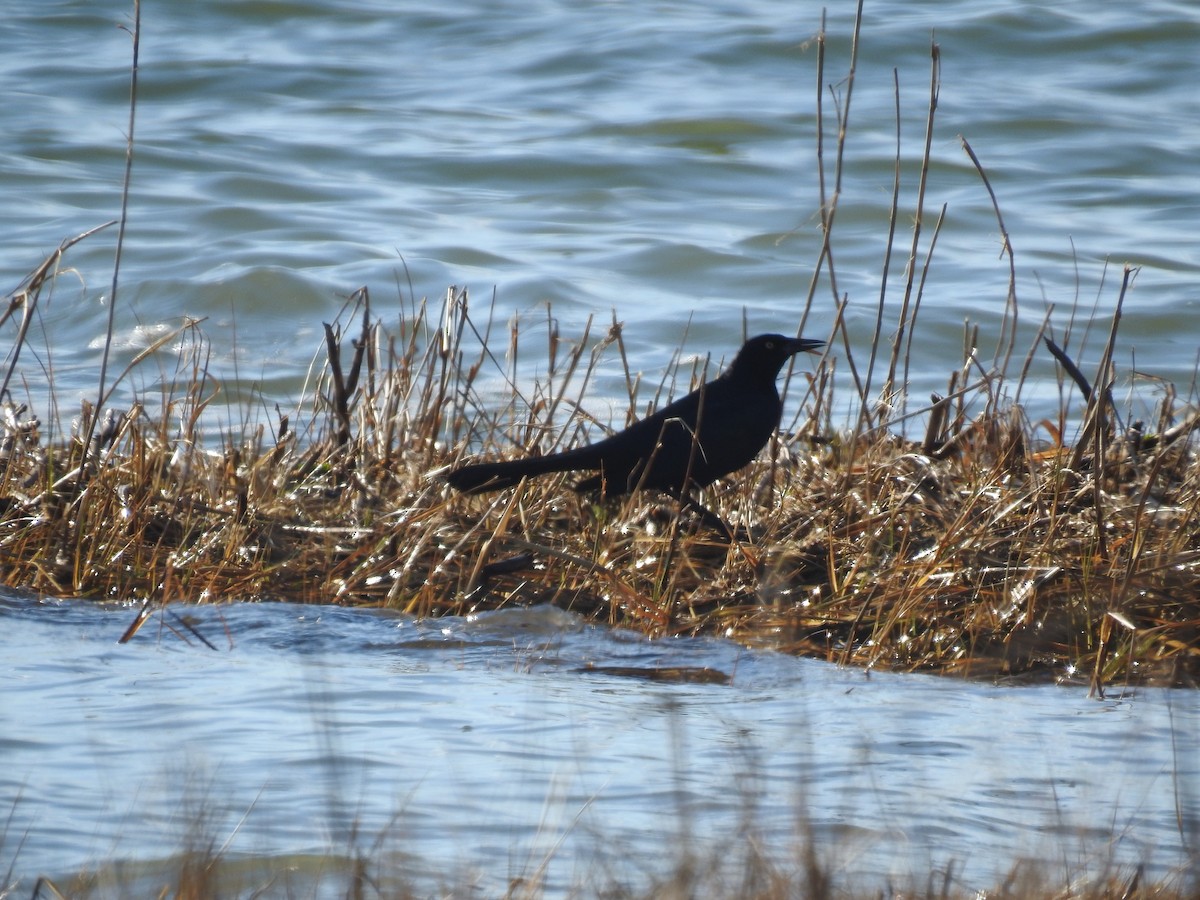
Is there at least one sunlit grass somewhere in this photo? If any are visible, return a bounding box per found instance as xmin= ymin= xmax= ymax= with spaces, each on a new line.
xmin=4 ymin=0 xmax=1196 ymax=695
xmin=4 ymin=5 xmax=1200 ymax=897
xmin=2 ymin=267 xmax=1199 ymax=695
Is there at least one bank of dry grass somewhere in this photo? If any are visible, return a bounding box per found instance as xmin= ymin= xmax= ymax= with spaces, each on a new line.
xmin=3 ymin=6 xmax=1199 ymax=694
xmin=2 ymin=255 xmax=1199 ymax=694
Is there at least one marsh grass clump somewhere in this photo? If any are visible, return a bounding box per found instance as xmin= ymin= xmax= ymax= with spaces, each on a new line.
xmin=3 ymin=244 xmax=1200 ymax=692
xmin=3 ymin=7 xmax=1199 ymax=693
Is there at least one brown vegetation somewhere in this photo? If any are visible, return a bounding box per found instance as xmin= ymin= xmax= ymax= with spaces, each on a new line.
xmin=2 ymin=256 xmax=1199 ymax=694
xmin=3 ymin=4 xmax=1198 ymax=698
xmin=7 ymin=7 xmax=1199 ymax=900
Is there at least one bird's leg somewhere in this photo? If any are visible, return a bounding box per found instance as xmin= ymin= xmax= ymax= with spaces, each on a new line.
xmin=677 ymin=493 xmax=762 ymax=570
xmin=677 ymin=492 xmax=736 ymax=544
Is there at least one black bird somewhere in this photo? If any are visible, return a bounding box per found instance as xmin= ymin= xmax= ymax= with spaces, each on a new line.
xmin=445 ymin=333 xmax=823 ymax=499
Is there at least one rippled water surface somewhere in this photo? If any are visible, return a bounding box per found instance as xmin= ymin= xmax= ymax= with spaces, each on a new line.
xmin=3 ymin=593 xmax=1198 ymax=895
xmin=5 ymin=4 xmax=1200 ymax=895
xmin=3 ymin=1 xmax=1199 ymax=425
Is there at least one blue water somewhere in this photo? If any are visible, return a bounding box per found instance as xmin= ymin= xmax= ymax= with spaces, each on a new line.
xmin=3 ymin=1 xmax=1199 ymax=434
xmin=3 ymin=593 xmax=1198 ymax=895
xmin=5 ymin=4 xmax=1200 ymax=894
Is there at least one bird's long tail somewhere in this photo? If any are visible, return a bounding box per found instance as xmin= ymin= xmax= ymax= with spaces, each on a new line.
xmin=444 ymin=449 xmax=595 ymax=494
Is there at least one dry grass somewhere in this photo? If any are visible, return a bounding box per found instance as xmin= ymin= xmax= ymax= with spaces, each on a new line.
xmin=5 ymin=8 xmax=1200 ymax=896
xmin=27 ymin=850 xmax=1193 ymax=900
xmin=2 ymin=263 xmax=1200 ymax=695
xmin=3 ymin=3 xmax=1199 ymax=697
xmin=20 ymin=789 xmax=1196 ymax=900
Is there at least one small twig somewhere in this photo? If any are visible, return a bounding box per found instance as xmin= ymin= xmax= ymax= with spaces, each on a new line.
xmin=885 ymin=41 xmax=941 ymax=419
xmin=1043 ymin=335 xmax=1095 ymax=403
xmin=960 ymin=134 xmax=1019 ymax=376
xmin=83 ymin=0 xmax=141 ymax=477
xmin=0 ymin=222 xmax=116 ymax=402
xmin=921 ymin=393 xmax=950 ymax=456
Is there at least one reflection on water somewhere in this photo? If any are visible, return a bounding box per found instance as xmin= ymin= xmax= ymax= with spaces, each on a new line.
xmin=3 ymin=591 xmax=1197 ymax=895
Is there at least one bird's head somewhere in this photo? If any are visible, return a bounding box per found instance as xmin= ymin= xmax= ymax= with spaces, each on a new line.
xmin=725 ymin=333 xmax=824 ymax=384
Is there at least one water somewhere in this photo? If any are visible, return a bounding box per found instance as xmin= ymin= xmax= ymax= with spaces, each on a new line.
xmin=5 ymin=4 xmax=1200 ymax=895
xmin=3 ymin=592 xmax=1198 ymax=895
xmin=3 ymin=1 xmax=1199 ymax=434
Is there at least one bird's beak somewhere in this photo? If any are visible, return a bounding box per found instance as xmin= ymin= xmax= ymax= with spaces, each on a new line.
xmin=790 ymin=337 xmax=825 ymax=355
